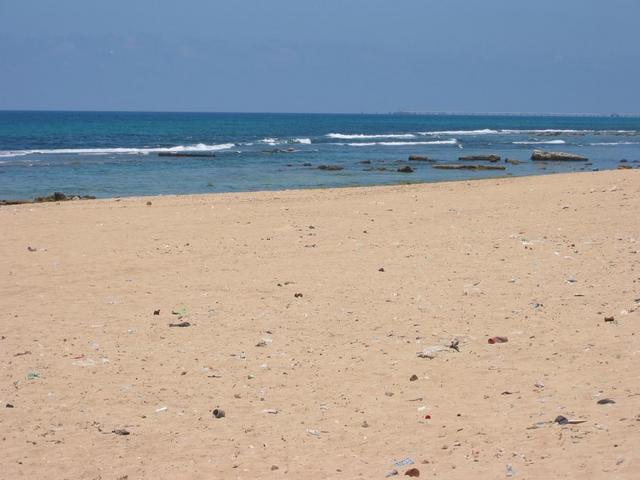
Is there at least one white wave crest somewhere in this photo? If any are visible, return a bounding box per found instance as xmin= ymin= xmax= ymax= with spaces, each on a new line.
xmin=513 ymin=140 xmax=566 ymax=145
xmin=259 ymin=137 xmax=311 ymax=145
xmin=590 ymin=141 xmax=640 ymax=146
xmin=0 ymin=151 xmax=29 ymax=158
xmin=421 ymin=129 xmax=638 ymax=136
xmin=0 ymin=143 xmax=235 ymax=158
xmin=420 ymin=129 xmax=499 ymax=136
xmin=327 ymin=133 xmax=417 ymax=140
xmin=345 ymin=139 xmax=458 ymax=147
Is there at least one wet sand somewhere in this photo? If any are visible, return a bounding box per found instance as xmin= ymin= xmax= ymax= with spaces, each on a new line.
xmin=1 ymin=170 xmax=639 ymax=479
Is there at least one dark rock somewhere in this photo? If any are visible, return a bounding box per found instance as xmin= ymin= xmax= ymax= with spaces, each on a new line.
xmin=531 ymin=150 xmax=588 ymax=161
xmin=410 ymin=374 xmax=419 ymax=382
xmin=408 ymin=155 xmax=430 ymax=161
xmin=397 ymin=166 xmax=414 ymax=173
xmin=597 ymin=398 xmax=616 ymax=405
xmin=26 ymin=192 xmax=97 ymax=204
xmin=158 ymin=152 xmax=215 ymax=158
xmin=169 ymin=321 xmax=191 ymax=328
xmin=459 ymin=155 xmax=501 ymax=162
xmin=554 ymin=415 xmax=586 ymax=425
xmin=359 ymin=160 xmax=372 ymax=164
xmin=505 ymin=159 xmax=522 ymax=165
xmin=153 ymin=309 xmax=160 ymax=316
xmin=212 ymin=408 xmax=226 ymax=419
xmin=618 ymin=165 xmax=632 ymax=170
xmin=318 ymin=165 xmax=344 ymax=171
xmin=432 ymin=164 xmax=505 ymax=171
xmin=112 ymin=429 xmax=130 ymax=436
xmin=263 ymin=148 xmax=296 ymax=154
xmin=0 ymin=199 xmax=32 ymax=206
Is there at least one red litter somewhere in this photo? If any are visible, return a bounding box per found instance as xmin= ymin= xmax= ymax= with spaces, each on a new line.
xmin=488 ymin=336 xmax=509 ymax=344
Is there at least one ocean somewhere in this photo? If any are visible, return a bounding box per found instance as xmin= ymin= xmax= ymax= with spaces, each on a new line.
xmin=1 ymin=111 xmax=639 ymax=200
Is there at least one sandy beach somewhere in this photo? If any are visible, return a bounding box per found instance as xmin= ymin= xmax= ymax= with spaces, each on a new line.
xmin=1 ymin=170 xmax=639 ymax=479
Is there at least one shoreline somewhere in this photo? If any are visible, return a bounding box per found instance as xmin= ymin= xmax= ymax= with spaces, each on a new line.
xmin=2 ymin=169 xmax=639 ymax=478
xmin=1 ymin=167 xmax=635 ymax=206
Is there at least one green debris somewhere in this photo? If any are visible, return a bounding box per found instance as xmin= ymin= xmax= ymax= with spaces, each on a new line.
xmin=171 ymin=306 xmax=188 ymax=319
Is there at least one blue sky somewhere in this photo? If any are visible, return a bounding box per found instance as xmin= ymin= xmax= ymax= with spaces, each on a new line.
xmin=0 ymin=0 xmax=638 ymax=113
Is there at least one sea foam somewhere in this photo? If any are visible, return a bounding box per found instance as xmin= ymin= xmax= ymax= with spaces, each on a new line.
xmin=0 ymin=143 xmax=235 ymax=158
xmin=345 ymin=139 xmax=458 ymax=147
xmin=512 ymin=140 xmax=566 ymax=145
xmin=327 ymin=133 xmax=417 ymax=140
xmin=420 ymin=129 xmax=498 ymax=136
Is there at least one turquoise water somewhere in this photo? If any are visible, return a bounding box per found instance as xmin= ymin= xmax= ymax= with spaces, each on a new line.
xmin=1 ymin=111 xmax=639 ymax=199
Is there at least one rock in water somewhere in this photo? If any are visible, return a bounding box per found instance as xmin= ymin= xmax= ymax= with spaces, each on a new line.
xmin=408 ymin=155 xmax=430 ymax=161
xmin=397 ymin=166 xmax=414 ymax=173
xmin=318 ymin=165 xmax=344 ymax=171
xmin=459 ymin=155 xmax=501 ymax=162
xmin=432 ymin=164 xmax=505 ymax=171
xmin=158 ymin=152 xmax=216 ymax=158
xmin=531 ymin=150 xmax=588 ymax=161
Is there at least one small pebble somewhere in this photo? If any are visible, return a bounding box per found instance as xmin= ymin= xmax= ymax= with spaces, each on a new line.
xmin=212 ymin=409 xmax=225 ymax=419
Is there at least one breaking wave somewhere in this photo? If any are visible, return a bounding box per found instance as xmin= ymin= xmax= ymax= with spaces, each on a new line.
xmin=344 ymin=139 xmax=458 ymax=147
xmin=327 ymin=133 xmax=417 ymax=140
xmin=259 ymin=137 xmax=312 ymax=145
xmin=0 ymin=143 xmax=235 ymax=158
xmin=513 ymin=140 xmax=566 ymax=145
xmin=420 ymin=129 xmax=498 ymax=136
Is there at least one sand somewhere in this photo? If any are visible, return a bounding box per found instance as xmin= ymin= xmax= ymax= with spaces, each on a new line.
xmin=1 ymin=170 xmax=639 ymax=479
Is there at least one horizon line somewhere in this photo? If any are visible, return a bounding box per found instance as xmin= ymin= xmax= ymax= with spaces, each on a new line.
xmin=1 ymin=108 xmax=640 ymax=118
